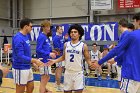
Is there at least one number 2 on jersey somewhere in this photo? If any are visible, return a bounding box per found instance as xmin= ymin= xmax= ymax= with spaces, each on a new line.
xmin=70 ymin=54 xmax=74 ymax=62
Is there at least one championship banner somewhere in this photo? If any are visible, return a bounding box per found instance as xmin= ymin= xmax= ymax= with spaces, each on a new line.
xmin=118 ymin=0 xmax=140 ymax=8
xmin=28 ymin=22 xmax=118 ymax=41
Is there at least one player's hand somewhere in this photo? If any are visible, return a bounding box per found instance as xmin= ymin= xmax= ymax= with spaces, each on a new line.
xmin=49 ymin=52 xmax=56 ymax=59
xmin=108 ymin=58 xmax=115 ymax=65
xmin=109 ymin=43 xmax=115 ymax=49
xmin=64 ymin=34 xmax=69 ymax=40
xmin=52 ymin=48 xmax=61 ymax=56
xmin=32 ymin=63 xmax=39 ymax=70
xmin=46 ymin=59 xmax=56 ymax=66
xmin=90 ymin=60 xmax=100 ymax=69
xmin=35 ymin=60 xmax=44 ymax=67
xmin=31 ymin=58 xmax=44 ymax=67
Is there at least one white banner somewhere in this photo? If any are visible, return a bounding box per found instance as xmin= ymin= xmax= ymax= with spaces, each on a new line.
xmin=91 ymin=0 xmax=113 ymax=10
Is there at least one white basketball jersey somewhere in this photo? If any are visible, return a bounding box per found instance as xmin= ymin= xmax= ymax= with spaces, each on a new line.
xmin=90 ymin=50 xmax=99 ymax=61
xmin=65 ymin=41 xmax=84 ymax=72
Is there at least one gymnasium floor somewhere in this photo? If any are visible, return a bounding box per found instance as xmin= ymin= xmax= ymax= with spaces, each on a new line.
xmin=0 ymin=72 xmax=121 ymax=93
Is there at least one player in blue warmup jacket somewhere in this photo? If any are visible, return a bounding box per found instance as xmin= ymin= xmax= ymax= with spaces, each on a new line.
xmin=93 ymin=12 xmax=140 ymax=93
xmin=53 ymin=25 xmax=65 ymax=91
xmin=36 ymin=20 xmax=56 ymax=93
xmin=12 ymin=18 xmax=44 ymax=93
xmin=113 ymin=18 xmax=130 ymax=86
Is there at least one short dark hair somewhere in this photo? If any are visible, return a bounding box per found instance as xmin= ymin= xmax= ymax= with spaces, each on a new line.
xmin=133 ymin=12 xmax=140 ymax=21
xmin=92 ymin=43 xmax=97 ymax=46
xmin=127 ymin=23 xmax=135 ymax=30
xmin=68 ymin=24 xmax=84 ymax=40
xmin=119 ymin=18 xmax=128 ymax=27
xmin=56 ymin=25 xmax=62 ymax=31
xmin=20 ymin=18 xmax=32 ymax=29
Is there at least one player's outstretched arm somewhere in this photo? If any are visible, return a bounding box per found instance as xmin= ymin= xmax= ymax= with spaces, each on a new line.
xmin=47 ymin=54 xmax=65 ymax=66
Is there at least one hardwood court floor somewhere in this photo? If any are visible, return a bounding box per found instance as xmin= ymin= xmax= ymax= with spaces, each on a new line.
xmin=0 ymin=78 xmax=120 ymax=93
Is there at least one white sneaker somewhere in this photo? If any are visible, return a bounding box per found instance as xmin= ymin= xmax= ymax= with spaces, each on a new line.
xmin=56 ymin=86 xmax=63 ymax=92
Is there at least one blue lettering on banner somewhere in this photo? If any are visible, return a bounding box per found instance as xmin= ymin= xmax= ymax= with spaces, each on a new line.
xmin=28 ymin=22 xmax=118 ymax=41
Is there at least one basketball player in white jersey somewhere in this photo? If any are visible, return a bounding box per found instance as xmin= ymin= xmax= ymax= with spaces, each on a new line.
xmin=46 ymin=24 xmax=93 ymax=93
xmin=90 ymin=43 xmax=102 ymax=80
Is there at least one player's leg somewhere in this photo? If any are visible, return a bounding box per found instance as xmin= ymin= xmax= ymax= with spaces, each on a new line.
xmin=64 ymin=71 xmax=73 ymax=93
xmin=94 ymin=69 xmax=98 ymax=77
xmin=64 ymin=91 xmax=72 ymax=93
xmin=39 ymin=74 xmax=50 ymax=93
xmin=26 ymin=69 xmax=34 ymax=93
xmin=12 ymin=68 xmax=30 ymax=93
xmin=39 ymin=66 xmax=51 ymax=93
xmin=120 ymin=78 xmax=140 ymax=93
xmin=26 ymin=81 xmax=34 ymax=93
xmin=111 ymin=63 xmax=117 ymax=78
xmin=16 ymin=84 xmax=26 ymax=93
xmin=106 ymin=63 xmax=111 ymax=80
xmin=137 ymin=86 xmax=140 ymax=93
xmin=55 ymin=67 xmax=63 ymax=91
xmin=74 ymin=71 xmax=84 ymax=93
xmin=75 ymin=90 xmax=83 ymax=93
xmin=97 ymin=66 xmax=102 ymax=80
xmin=117 ymin=66 xmax=122 ymax=86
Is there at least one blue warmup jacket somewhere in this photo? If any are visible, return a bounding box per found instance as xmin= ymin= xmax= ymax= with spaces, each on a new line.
xmin=114 ymin=30 xmax=130 ymax=66
xmin=36 ymin=32 xmax=52 ymax=63
xmin=53 ymin=35 xmax=65 ymax=58
xmin=12 ymin=32 xmax=31 ymax=70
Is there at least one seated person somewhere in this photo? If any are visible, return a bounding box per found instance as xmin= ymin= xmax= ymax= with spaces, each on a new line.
xmin=101 ymin=45 xmax=111 ymax=80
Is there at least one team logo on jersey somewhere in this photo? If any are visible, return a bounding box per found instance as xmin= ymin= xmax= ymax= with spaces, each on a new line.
xmin=46 ymin=39 xmax=48 ymax=42
xmin=26 ymin=40 xmax=30 ymax=46
xmin=67 ymin=50 xmax=80 ymax=54
xmin=60 ymin=39 xmax=64 ymax=43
